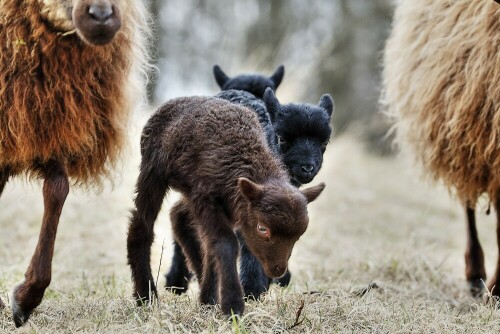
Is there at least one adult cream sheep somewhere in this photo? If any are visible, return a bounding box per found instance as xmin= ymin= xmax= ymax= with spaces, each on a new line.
xmin=383 ymin=0 xmax=500 ymax=297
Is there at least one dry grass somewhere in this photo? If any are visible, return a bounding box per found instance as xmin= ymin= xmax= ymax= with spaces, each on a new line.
xmin=1 ymin=114 xmax=500 ymax=333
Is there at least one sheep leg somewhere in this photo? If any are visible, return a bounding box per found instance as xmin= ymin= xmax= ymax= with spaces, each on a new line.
xmin=0 ymin=166 xmax=11 ymax=196
xmin=164 ymin=241 xmax=192 ymax=294
xmin=168 ymin=199 xmax=200 ymax=294
xmin=488 ymin=198 xmax=500 ymax=298
xmin=464 ymin=205 xmax=486 ymax=297
xmin=237 ymin=231 xmax=270 ymax=299
xmin=127 ymin=166 xmax=168 ymax=305
xmin=12 ymin=160 xmax=69 ymax=327
xmin=198 ymin=201 xmax=243 ymax=316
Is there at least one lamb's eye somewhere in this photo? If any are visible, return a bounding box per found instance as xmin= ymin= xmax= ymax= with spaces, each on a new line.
xmin=277 ymin=135 xmax=290 ymax=151
xmin=257 ymin=224 xmax=270 ymax=237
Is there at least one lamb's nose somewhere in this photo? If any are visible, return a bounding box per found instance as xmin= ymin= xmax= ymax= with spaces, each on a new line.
xmin=88 ymin=4 xmax=114 ymax=23
xmin=301 ymin=165 xmax=314 ymax=174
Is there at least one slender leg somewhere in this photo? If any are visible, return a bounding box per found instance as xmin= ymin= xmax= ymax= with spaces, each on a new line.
xmin=197 ymin=200 xmax=243 ymax=316
xmin=127 ymin=165 xmax=168 ymax=305
xmin=165 ymin=241 xmax=192 ymax=294
xmin=238 ymin=231 xmax=270 ymax=300
xmin=0 ymin=166 xmax=11 ymax=310
xmin=168 ymin=199 xmax=200 ymax=292
xmin=12 ymin=160 xmax=69 ymax=327
xmin=0 ymin=166 xmax=11 ymax=196
xmin=464 ymin=204 xmax=486 ymax=297
xmin=488 ymin=197 xmax=500 ymax=297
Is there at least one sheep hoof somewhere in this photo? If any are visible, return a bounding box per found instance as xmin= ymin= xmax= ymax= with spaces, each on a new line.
xmin=468 ymin=279 xmax=485 ymax=298
xmin=165 ymin=272 xmax=190 ymax=295
xmin=275 ymin=271 xmax=292 ymax=287
xmin=11 ymin=299 xmax=30 ymax=328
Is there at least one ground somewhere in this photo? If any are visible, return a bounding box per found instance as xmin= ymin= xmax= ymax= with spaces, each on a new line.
xmin=1 ymin=114 xmax=500 ymax=333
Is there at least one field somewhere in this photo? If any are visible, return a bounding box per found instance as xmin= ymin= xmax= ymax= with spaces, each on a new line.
xmin=1 ymin=114 xmax=500 ymax=333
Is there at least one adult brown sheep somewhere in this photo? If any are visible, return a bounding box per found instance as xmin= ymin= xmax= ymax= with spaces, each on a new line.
xmin=383 ymin=0 xmax=500 ymax=298
xmin=0 ymin=0 xmax=149 ymax=327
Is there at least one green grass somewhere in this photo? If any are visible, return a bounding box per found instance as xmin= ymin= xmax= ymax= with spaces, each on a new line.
xmin=1 ymin=124 xmax=500 ymax=332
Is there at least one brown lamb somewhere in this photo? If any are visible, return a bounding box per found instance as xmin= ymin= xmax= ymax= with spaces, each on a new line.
xmin=127 ymin=96 xmax=325 ymax=316
xmin=383 ymin=0 xmax=500 ymax=298
xmin=0 ymin=0 xmax=149 ymax=327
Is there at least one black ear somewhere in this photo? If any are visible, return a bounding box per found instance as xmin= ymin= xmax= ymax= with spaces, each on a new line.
xmin=301 ymin=183 xmax=326 ymax=204
xmin=213 ymin=65 xmax=230 ymax=89
xmin=238 ymin=178 xmax=263 ymax=203
xmin=269 ymin=65 xmax=285 ymax=88
xmin=263 ymin=87 xmax=281 ymax=122
xmin=318 ymin=94 xmax=334 ymax=117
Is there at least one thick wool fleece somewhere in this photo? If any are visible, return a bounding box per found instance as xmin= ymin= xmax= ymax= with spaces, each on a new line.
xmin=0 ymin=0 xmax=149 ymax=185
xmin=383 ymin=0 xmax=500 ymax=203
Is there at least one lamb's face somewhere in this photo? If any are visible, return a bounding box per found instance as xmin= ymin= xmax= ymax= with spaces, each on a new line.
xmin=39 ymin=0 xmax=123 ymax=45
xmin=237 ymin=178 xmax=325 ymax=278
xmin=264 ymin=89 xmax=334 ymax=186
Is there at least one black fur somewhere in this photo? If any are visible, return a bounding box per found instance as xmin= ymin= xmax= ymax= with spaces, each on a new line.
xmin=165 ymin=70 xmax=333 ymax=300
xmin=213 ymin=65 xmax=285 ymax=98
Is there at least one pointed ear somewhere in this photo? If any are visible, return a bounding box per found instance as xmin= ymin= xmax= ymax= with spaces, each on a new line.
xmin=238 ymin=178 xmax=263 ymax=203
xmin=318 ymin=94 xmax=334 ymax=117
xmin=269 ymin=65 xmax=285 ymax=88
xmin=263 ymin=87 xmax=281 ymax=122
xmin=301 ymin=183 xmax=325 ymax=204
xmin=213 ymin=65 xmax=230 ymax=89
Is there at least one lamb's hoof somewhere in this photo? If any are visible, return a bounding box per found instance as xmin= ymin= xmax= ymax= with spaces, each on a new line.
xmin=222 ymin=302 xmax=244 ymax=318
xmin=0 ymin=297 xmax=5 ymax=309
xmin=468 ymin=279 xmax=485 ymax=298
xmin=12 ymin=299 xmax=31 ymax=328
xmin=275 ymin=271 xmax=291 ymax=287
xmin=165 ymin=273 xmax=189 ymax=295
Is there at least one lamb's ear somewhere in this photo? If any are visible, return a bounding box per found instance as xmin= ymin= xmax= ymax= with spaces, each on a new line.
xmin=270 ymin=65 xmax=285 ymax=88
xmin=263 ymin=87 xmax=281 ymax=122
xmin=238 ymin=178 xmax=263 ymax=203
xmin=213 ymin=65 xmax=230 ymax=88
xmin=301 ymin=183 xmax=326 ymax=204
xmin=318 ymin=94 xmax=334 ymax=117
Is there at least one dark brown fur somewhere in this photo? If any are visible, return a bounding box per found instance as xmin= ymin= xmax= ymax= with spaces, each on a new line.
xmin=0 ymin=0 xmax=148 ymax=326
xmin=127 ymin=96 xmax=324 ymax=316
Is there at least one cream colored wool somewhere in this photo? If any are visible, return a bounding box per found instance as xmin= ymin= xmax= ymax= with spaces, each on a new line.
xmin=383 ymin=0 xmax=500 ymax=204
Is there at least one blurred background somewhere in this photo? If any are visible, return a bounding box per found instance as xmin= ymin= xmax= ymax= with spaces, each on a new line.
xmin=147 ymin=0 xmax=395 ymax=154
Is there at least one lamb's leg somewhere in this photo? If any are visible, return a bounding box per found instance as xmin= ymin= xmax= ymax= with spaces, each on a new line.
xmin=237 ymin=231 xmax=270 ymax=299
xmin=0 ymin=167 xmax=10 ymax=309
xmin=12 ymin=160 xmax=69 ymax=327
xmin=164 ymin=241 xmax=192 ymax=294
xmin=464 ymin=204 xmax=486 ymax=297
xmin=127 ymin=166 xmax=168 ymax=305
xmin=198 ymin=202 xmax=243 ymax=316
xmin=168 ymin=199 xmax=200 ymax=294
xmin=488 ymin=197 xmax=500 ymax=298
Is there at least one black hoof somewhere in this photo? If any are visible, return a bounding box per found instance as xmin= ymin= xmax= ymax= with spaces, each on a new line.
xmin=468 ymin=279 xmax=485 ymax=298
xmin=12 ymin=300 xmax=31 ymax=328
xmin=274 ymin=271 xmax=291 ymax=287
xmin=165 ymin=272 xmax=191 ymax=295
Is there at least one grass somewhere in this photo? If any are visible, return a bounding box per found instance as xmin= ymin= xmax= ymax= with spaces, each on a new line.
xmin=1 ymin=116 xmax=500 ymax=333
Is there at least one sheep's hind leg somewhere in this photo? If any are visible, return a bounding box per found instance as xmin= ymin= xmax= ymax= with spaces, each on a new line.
xmin=12 ymin=160 xmax=69 ymax=327
xmin=164 ymin=241 xmax=192 ymax=294
xmin=464 ymin=204 xmax=486 ymax=297
xmin=487 ymin=197 xmax=500 ymax=300
xmin=0 ymin=167 xmax=11 ymax=309
xmin=167 ymin=199 xmax=199 ymax=294
xmin=127 ymin=166 xmax=169 ymax=306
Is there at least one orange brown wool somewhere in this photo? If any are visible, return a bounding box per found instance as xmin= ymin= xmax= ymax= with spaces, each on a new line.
xmin=0 ymin=0 xmax=143 ymax=185
xmin=383 ymin=0 xmax=500 ymax=204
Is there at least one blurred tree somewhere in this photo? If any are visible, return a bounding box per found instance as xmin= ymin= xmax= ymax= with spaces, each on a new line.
xmin=148 ymin=0 xmax=394 ymax=153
